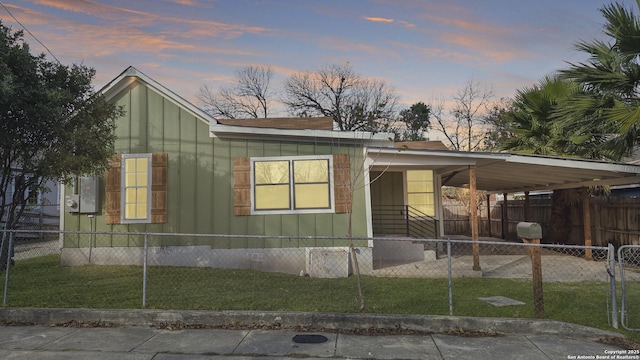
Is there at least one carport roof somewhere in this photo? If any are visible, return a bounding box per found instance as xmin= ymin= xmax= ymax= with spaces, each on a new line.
xmin=369 ymin=148 xmax=640 ymax=193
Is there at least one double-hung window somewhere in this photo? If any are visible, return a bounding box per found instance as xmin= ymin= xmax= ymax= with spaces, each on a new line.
xmin=105 ymin=153 xmax=167 ymax=225
xmin=121 ymin=153 xmax=152 ymax=223
xmin=251 ymin=156 xmax=333 ymax=214
xmin=406 ymin=170 xmax=435 ymax=217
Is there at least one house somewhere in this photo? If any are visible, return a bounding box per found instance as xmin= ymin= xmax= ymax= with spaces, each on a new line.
xmin=60 ymin=67 xmax=640 ymax=276
xmin=1 ymin=171 xmax=60 ymax=235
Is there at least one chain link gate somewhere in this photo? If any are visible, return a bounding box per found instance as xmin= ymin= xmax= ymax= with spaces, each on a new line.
xmin=618 ymin=245 xmax=640 ymax=331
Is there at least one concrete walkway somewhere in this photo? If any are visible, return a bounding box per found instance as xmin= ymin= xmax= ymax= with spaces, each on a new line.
xmin=0 ymin=325 xmax=631 ymax=360
xmin=0 ymin=308 xmax=634 ymax=360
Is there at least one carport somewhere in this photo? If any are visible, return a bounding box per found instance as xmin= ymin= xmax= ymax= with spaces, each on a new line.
xmin=368 ymin=147 xmax=640 ymax=269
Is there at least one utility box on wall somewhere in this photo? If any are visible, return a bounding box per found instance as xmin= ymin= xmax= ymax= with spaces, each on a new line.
xmin=65 ymin=176 xmax=99 ymax=213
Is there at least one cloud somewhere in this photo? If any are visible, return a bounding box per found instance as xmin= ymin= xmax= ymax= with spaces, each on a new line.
xmin=440 ymin=33 xmax=528 ymax=63
xmin=164 ymin=0 xmax=204 ymax=6
xmin=364 ymin=16 xmax=394 ymax=23
xmin=427 ymin=14 xmax=507 ymax=35
xmin=389 ymin=40 xmax=479 ymax=64
xmin=28 ymin=0 xmax=270 ymax=38
xmin=2 ymin=0 xmax=275 ymax=60
xmin=363 ymin=15 xmax=414 ymax=28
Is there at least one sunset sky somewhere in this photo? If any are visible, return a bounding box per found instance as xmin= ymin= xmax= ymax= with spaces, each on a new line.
xmin=0 ymin=0 xmax=626 ymax=116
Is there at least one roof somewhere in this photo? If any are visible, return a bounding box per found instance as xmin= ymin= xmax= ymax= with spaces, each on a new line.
xmin=99 ymin=66 xmax=215 ymax=126
xmin=98 ymin=67 xmax=640 ymax=193
xmin=394 ymin=141 xmax=449 ymax=151
xmin=217 ymin=117 xmax=333 ymax=130
xmin=369 ymin=148 xmax=640 ymax=193
xmin=101 ymin=67 xmax=393 ymax=146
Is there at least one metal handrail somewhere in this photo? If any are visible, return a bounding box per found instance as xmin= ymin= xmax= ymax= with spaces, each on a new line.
xmin=371 ymin=205 xmax=438 ymax=239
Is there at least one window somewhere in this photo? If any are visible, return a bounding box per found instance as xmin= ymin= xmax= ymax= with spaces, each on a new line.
xmin=406 ymin=170 xmax=435 ymax=217
xmin=105 ymin=153 xmax=167 ymax=225
xmin=121 ymin=154 xmax=151 ymax=222
xmin=12 ymin=175 xmax=39 ymax=206
xmin=26 ymin=181 xmax=39 ymax=206
xmin=251 ymin=156 xmax=333 ymax=214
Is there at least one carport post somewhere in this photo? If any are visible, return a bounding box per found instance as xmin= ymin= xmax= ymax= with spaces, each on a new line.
xmin=470 ymin=165 xmax=480 ymax=271
xmin=582 ymin=188 xmax=593 ymax=261
xmin=501 ymin=193 xmax=509 ymax=240
xmin=486 ymin=194 xmax=492 ymax=237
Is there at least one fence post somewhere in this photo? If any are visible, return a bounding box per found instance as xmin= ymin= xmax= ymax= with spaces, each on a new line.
xmin=447 ymin=239 xmax=453 ymax=316
xmin=3 ymin=232 xmax=14 ymax=305
xmin=608 ymin=243 xmax=618 ymax=329
xmin=143 ymin=233 xmax=148 ymax=308
xmin=39 ymin=212 xmax=43 ymax=241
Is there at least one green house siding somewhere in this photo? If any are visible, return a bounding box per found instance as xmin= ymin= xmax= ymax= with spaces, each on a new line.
xmin=64 ymin=80 xmax=367 ymax=249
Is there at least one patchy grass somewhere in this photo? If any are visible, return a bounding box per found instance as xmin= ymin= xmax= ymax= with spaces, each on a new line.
xmin=2 ymin=254 xmax=639 ymax=342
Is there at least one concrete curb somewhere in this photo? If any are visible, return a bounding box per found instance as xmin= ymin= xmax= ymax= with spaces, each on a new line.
xmin=0 ymin=308 xmax=622 ymax=340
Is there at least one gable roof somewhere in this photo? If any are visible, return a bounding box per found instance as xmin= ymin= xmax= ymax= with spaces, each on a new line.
xmin=98 ymin=66 xmax=215 ymax=127
xmin=99 ymin=67 xmax=394 ymax=147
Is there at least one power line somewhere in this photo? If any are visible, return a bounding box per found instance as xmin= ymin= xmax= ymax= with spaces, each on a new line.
xmin=0 ymin=2 xmax=61 ymax=64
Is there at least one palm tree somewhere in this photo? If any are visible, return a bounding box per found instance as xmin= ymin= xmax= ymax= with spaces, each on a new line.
xmin=560 ymin=0 xmax=640 ymax=160
xmin=502 ymin=75 xmax=611 ymax=157
xmin=502 ymin=76 xmax=609 ymax=244
xmin=502 ymin=76 xmax=577 ymax=155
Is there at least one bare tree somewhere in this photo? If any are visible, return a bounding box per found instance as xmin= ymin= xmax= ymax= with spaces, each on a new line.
xmin=431 ymin=80 xmax=494 ymax=151
xmin=282 ymin=63 xmax=400 ymax=132
xmin=197 ymin=65 xmax=274 ymax=119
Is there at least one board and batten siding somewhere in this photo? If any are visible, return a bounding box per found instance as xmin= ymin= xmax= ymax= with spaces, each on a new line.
xmin=64 ymin=80 xmax=367 ymax=249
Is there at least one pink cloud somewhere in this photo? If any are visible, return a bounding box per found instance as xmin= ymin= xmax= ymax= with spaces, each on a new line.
xmin=363 ymin=15 xmax=415 ymax=28
xmin=440 ymin=33 xmax=529 ymax=63
xmin=364 ymin=16 xmax=394 ymax=23
xmin=28 ymin=0 xmax=270 ymax=38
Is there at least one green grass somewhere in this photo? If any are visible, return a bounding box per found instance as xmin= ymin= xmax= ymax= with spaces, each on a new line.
xmin=2 ymin=254 xmax=639 ymax=342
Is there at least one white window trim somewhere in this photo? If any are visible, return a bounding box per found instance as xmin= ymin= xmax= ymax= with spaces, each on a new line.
xmin=120 ymin=153 xmax=152 ymax=224
xmin=250 ymin=155 xmax=335 ymax=215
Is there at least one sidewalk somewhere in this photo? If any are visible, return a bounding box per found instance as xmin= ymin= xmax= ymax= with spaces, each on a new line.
xmin=0 ymin=308 xmax=633 ymax=359
xmin=0 ymin=325 xmax=630 ymax=360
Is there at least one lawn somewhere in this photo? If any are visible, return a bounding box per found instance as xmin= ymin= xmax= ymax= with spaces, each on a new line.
xmin=2 ymin=254 xmax=639 ymax=342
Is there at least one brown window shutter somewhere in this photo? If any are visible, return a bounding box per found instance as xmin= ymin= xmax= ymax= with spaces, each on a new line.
xmin=333 ymin=154 xmax=351 ymax=214
xmin=234 ymin=157 xmax=251 ymax=216
xmin=151 ymin=153 xmax=168 ymax=223
xmin=105 ymin=154 xmax=121 ymax=224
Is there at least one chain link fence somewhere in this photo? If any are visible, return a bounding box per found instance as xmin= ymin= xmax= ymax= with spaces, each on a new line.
xmin=618 ymin=245 xmax=640 ymax=331
xmin=0 ymin=229 xmax=624 ymax=329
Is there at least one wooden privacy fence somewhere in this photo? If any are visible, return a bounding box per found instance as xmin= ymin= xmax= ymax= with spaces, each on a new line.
xmin=442 ymin=196 xmax=640 ymax=246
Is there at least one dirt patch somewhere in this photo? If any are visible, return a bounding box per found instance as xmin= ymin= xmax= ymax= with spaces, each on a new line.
xmin=598 ymin=336 xmax=640 ymax=350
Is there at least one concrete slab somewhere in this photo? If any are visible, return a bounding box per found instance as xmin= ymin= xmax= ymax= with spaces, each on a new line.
xmin=154 ymin=356 xmax=328 ymax=360
xmin=336 ymin=333 xmax=441 ymax=359
xmin=0 ymin=348 xmax=154 ymax=359
xmin=432 ymin=334 xmax=549 ymax=360
xmin=479 ymin=296 xmax=526 ymax=307
xmin=0 ymin=326 xmax=75 ymax=350
xmin=153 ymin=355 xmax=214 ymax=360
xmin=42 ymin=327 xmax=160 ymax=352
xmin=134 ymin=328 xmax=249 ymax=355
xmin=526 ymin=335 xmax=626 ymax=359
xmin=232 ymin=330 xmax=336 ymax=357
